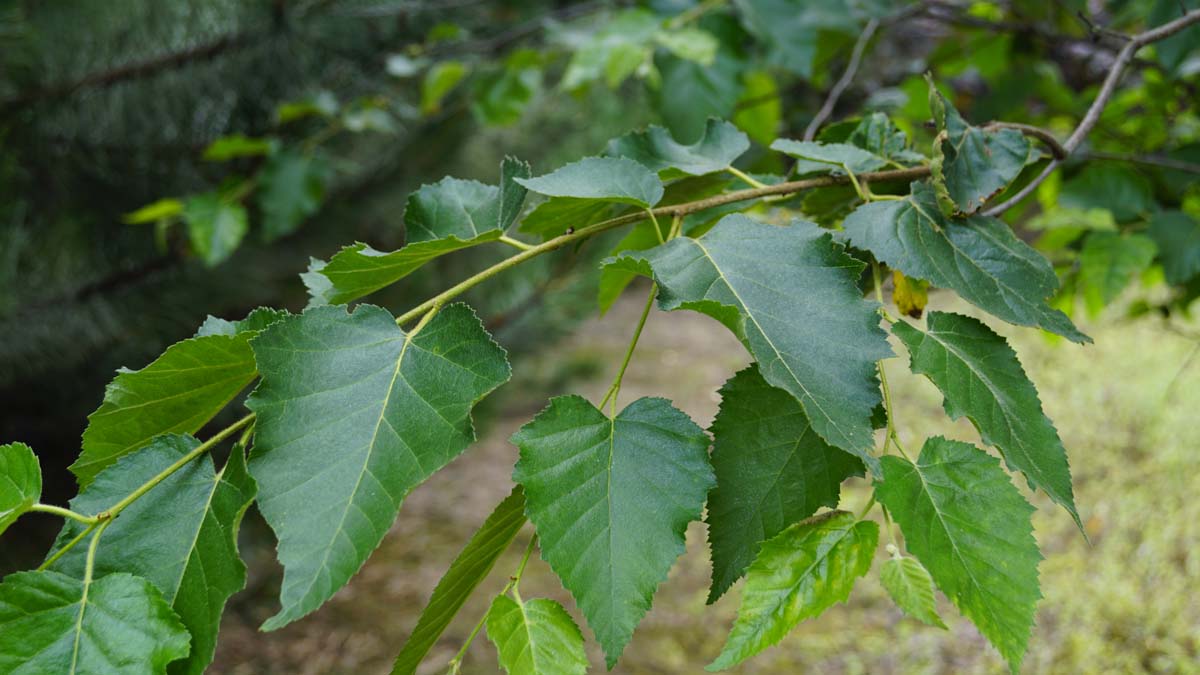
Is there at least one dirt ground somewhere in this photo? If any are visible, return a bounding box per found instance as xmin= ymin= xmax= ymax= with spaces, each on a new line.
xmin=210 ymin=284 xmax=1200 ymax=675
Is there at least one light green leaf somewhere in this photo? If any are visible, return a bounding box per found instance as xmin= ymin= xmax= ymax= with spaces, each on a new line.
xmin=473 ymin=50 xmax=543 ymax=127
xmin=892 ymin=311 xmax=1081 ymax=527
xmin=707 ymin=511 xmax=878 ymax=671
xmin=611 ymin=215 xmax=892 ymax=464
xmin=50 ymin=435 xmax=256 ymax=675
xmin=928 ymin=77 xmax=1031 ymax=214
xmin=257 ymin=149 xmax=331 ymax=241
xmin=706 ymin=366 xmax=863 ymax=602
xmin=880 ymin=555 xmax=946 ymax=628
xmin=655 ymin=27 xmax=719 ymax=65
xmin=246 ymin=303 xmax=510 ymax=630
xmin=733 ymin=70 xmax=781 ymax=146
xmin=421 ymin=61 xmax=469 ymax=115
xmin=511 ymin=396 xmax=714 ymax=668
xmin=202 ymin=134 xmax=276 ymax=161
xmin=875 ymin=437 xmax=1042 ymax=674
xmin=486 ymin=595 xmax=588 ymax=675
xmin=1146 ymin=211 xmax=1200 ymax=285
xmin=74 ymin=327 xmax=265 ymax=486
xmin=842 ymin=181 xmax=1090 ymax=343
xmin=307 ymin=158 xmax=530 ymax=305
xmin=607 ymin=119 xmax=750 ymax=178
xmin=516 ymin=157 xmax=663 ymax=209
xmin=391 ymin=487 xmax=527 ymax=675
xmin=0 ymin=570 xmax=190 ymax=675
xmin=1078 ymin=232 xmax=1157 ymax=315
xmin=183 ymin=193 xmax=248 ymax=267
xmin=0 ymin=442 xmax=40 ymax=537
xmin=770 ymin=139 xmax=888 ymax=175
xmin=123 ymin=198 xmax=184 ymax=225
xmin=559 ymin=9 xmax=658 ymax=91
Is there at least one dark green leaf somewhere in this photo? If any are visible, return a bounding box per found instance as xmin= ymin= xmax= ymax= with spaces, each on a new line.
xmin=928 ymin=78 xmax=1031 ymax=214
xmin=892 ymin=311 xmax=1080 ymax=527
xmin=655 ymin=50 xmax=743 ymax=143
xmin=472 ymin=50 xmax=543 ymax=127
xmin=732 ymin=0 xmax=860 ymax=78
xmin=516 ymin=157 xmax=664 ymax=209
xmin=0 ymin=442 xmax=40 ymax=537
xmin=1146 ymin=211 xmax=1200 ymax=285
xmin=74 ymin=330 xmax=262 ymax=486
xmin=511 ymin=396 xmax=714 ymax=667
xmin=611 ymin=215 xmax=892 ymax=463
xmin=842 ymin=181 xmax=1089 ymax=343
xmin=1059 ymin=165 xmax=1155 ymax=224
xmin=257 ymin=149 xmax=332 ymax=241
xmin=246 ymin=303 xmax=510 ymax=629
xmin=1078 ymin=232 xmax=1157 ymax=315
xmin=194 ymin=307 xmax=290 ymax=338
xmin=847 ymin=113 xmax=925 ymax=164
xmin=706 ymin=366 xmax=863 ymax=602
xmin=606 ymin=119 xmax=750 ymax=178
xmin=391 ymin=487 xmax=527 ymax=675
xmin=486 ymin=595 xmax=589 ymax=675
xmin=518 ymin=197 xmax=613 ymax=239
xmin=50 ymin=435 xmax=257 ymax=675
xmin=875 ymin=437 xmax=1041 ymax=673
xmin=707 ymin=511 xmax=878 ymax=670
xmin=880 ymin=554 xmax=946 ymax=628
xmin=0 ymin=570 xmax=190 ymax=675
xmin=183 ymin=193 xmax=248 ymax=267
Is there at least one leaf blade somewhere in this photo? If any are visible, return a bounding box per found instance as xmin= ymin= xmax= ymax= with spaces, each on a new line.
xmin=0 ymin=442 xmax=41 ymax=537
xmin=880 ymin=555 xmax=947 ymax=628
xmin=515 ymin=157 xmax=664 ymax=209
xmin=486 ymin=596 xmax=589 ymax=675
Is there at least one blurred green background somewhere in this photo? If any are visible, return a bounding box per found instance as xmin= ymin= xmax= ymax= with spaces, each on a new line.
xmin=2 ymin=0 xmax=1198 ymax=672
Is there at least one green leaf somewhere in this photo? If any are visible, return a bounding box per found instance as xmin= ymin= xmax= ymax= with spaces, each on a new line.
xmin=847 ymin=113 xmax=925 ymax=164
xmin=391 ymin=487 xmax=527 ymax=675
xmin=515 ymin=157 xmax=663 ymax=209
xmin=74 ymin=328 xmax=264 ymax=486
xmin=597 ymin=220 xmax=668 ymax=313
xmin=1060 ymin=165 xmax=1156 ymax=224
xmin=733 ymin=70 xmax=781 ymax=146
xmin=874 ymin=437 xmax=1042 ymax=673
xmin=732 ymin=0 xmax=861 ymax=78
xmin=511 ymin=396 xmax=714 ymax=668
xmin=0 ymin=570 xmax=191 ymax=675
xmin=472 ymin=50 xmax=542 ymax=127
xmin=611 ymin=215 xmax=892 ymax=463
xmin=194 ymin=307 xmax=290 ymax=338
xmin=1146 ymin=211 xmax=1200 ymax=285
xmin=706 ymin=366 xmax=863 ymax=602
xmin=246 ymin=303 xmax=510 ymax=629
xmin=880 ymin=554 xmax=946 ymax=628
xmin=655 ymin=50 xmax=743 ymax=144
xmin=517 ymin=197 xmax=612 ymax=239
xmin=606 ymin=119 xmax=749 ymax=178
xmin=50 ymin=435 xmax=257 ymax=675
xmin=707 ymin=511 xmax=878 ymax=671
xmin=842 ymin=181 xmax=1090 ymax=343
xmin=1078 ymin=232 xmax=1157 ymax=315
xmin=202 ymin=134 xmax=276 ymax=161
xmin=123 ymin=198 xmax=184 ymax=225
xmin=928 ymin=77 xmax=1031 ymax=214
xmin=0 ymin=442 xmax=40 ymax=537
xmin=770 ymin=139 xmax=887 ymax=175
xmin=421 ymin=61 xmax=469 ymax=115
xmin=307 ymin=158 xmax=530 ymax=306
xmin=256 ymin=149 xmax=331 ymax=241
xmin=892 ymin=311 xmax=1081 ymax=527
xmin=183 ymin=193 xmax=248 ymax=266
xmin=559 ymin=9 xmax=658 ymax=91
xmin=486 ymin=595 xmax=589 ymax=675
xmin=655 ymin=27 xmax=719 ymax=65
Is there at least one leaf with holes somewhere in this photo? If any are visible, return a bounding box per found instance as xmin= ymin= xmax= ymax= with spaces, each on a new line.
xmin=246 ymin=303 xmax=510 ymax=630
xmin=511 ymin=395 xmax=713 ymax=668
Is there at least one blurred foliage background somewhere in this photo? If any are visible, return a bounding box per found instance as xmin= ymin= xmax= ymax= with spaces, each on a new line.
xmin=1 ymin=0 xmax=1198 ymax=671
